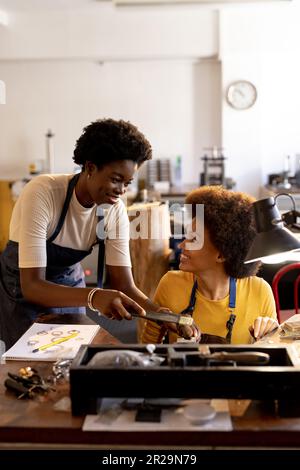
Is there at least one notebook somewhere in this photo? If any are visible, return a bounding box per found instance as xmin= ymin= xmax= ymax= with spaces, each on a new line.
xmin=2 ymin=323 xmax=100 ymax=361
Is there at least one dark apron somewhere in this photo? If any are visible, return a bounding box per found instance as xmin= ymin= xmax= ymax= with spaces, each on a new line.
xmin=180 ymin=277 xmax=237 ymax=344
xmin=0 ymin=173 xmax=102 ymax=349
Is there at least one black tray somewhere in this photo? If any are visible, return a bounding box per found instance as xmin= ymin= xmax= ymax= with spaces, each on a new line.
xmin=70 ymin=343 xmax=300 ymax=416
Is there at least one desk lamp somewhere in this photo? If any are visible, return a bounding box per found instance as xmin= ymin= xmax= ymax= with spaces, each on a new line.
xmin=245 ymin=193 xmax=300 ymax=264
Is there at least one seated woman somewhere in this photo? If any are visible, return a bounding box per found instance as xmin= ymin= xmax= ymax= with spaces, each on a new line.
xmin=140 ymin=186 xmax=278 ymax=344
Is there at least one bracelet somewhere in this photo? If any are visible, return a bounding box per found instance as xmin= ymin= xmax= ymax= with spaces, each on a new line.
xmin=87 ymin=287 xmax=101 ymax=312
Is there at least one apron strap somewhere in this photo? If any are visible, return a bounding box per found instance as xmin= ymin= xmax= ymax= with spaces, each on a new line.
xmin=225 ymin=277 xmax=237 ymax=343
xmin=180 ymin=276 xmax=237 ymax=344
xmin=225 ymin=313 xmax=236 ymax=343
xmin=47 ymin=173 xmax=80 ymax=243
xmin=229 ymin=276 xmax=236 ymax=309
xmin=97 ymin=241 xmax=105 ymax=288
xmin=97 ymin=208 xmax=105 ymax=288
xmin=180 ymin=280 xmax=198 ymax=315
xmin=47 ymin=172 xmax=106 ymax=287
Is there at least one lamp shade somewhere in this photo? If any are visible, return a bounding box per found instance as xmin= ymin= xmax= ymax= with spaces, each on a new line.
xmin=245 ymin=197 xmax=300 ymax=264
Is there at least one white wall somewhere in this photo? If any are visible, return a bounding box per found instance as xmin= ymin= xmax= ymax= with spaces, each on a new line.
xmin=0 ymin=5 xmax=217 ymax=60
xmin=220 ymin=2 xmax=300 ymax=196
xmin=0 ymin=59 xmax=217 ymax=181
xmin=0 ymin=79 xmax=5 ymax=103
xmin=260 ymin=52 xmax=300 ymax=180
xmin=3 ymin=2 xmax=300 ymax=196
xmin=0 ymin=4 xmax=221 ymax=182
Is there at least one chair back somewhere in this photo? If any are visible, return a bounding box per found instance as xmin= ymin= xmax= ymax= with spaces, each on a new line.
xmin=272 ymin=262 xmax=300 ymax=323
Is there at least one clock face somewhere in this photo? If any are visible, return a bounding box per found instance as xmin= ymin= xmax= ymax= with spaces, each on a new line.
xmin=226 ymin=80 xmax=257 ymax=110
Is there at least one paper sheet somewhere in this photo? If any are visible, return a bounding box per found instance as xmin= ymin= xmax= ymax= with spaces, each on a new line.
xmin=82 ymin=398 xmax=232 ymax=432
xmin=2 ymin=323 xmax=100 ymax=361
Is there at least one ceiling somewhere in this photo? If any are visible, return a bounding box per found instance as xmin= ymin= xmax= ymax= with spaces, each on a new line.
xmin=0 ymin=0 xmax=292 ymax=11
xmin=0 ymin=0 xmax=96 ymax=11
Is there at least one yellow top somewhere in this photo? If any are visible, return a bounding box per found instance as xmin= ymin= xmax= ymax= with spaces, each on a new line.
xmin=140 ymin=271 xmax=277 ymax=344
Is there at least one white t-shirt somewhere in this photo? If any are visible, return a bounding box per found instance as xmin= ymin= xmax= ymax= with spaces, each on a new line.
xmin=9 ymin=174 xmax=132 ymax=269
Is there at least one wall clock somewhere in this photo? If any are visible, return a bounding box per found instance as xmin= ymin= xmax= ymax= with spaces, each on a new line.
xmin=226 ymin=80 xmax=257 ymax=110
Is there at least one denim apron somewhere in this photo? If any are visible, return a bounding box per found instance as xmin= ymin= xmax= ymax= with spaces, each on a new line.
xmin=180 ymin=277 xmax=237 ymax=344
xmin=0 ymin=173 xmax=100 ymax=349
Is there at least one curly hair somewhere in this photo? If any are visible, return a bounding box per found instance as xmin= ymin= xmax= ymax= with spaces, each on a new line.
xmin=73 ymin=118 xmax=152 ymax=169
xmin=185 ymin=186 xmax=260 ymax=278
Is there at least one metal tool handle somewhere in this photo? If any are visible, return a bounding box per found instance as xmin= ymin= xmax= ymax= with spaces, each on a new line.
xmin=130 ymin=310 xmax=193 ymax=326
xmin=210 ymin=351 xmax=270 ymax=365
xmin=4 ymin=378 xmax=31 ymax=398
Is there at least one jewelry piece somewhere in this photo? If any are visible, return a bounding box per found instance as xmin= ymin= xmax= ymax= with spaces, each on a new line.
xmin=51 ymin=337 xmax=62 ymax=342
xmin=87 ymin=287 xmax=101 ymax=311
xmin=19 ymin=367 xmax=38 ymax=378
xmin=50 ymin=359 xmax=73 ymax=384
xmin=51 ymin=330 xmax=63 ymax=336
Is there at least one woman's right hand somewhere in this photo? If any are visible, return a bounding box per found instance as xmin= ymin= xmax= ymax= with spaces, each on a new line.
xmin=93 ymin=289 xmax=146 ymax=320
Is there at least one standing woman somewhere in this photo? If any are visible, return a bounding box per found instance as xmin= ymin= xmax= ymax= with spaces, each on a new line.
xmin=0 ymin=118 xmax=159 ymax=349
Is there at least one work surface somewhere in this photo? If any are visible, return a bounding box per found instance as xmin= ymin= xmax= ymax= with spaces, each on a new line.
xmin=2 ymin=315 xmax=300 ymax=449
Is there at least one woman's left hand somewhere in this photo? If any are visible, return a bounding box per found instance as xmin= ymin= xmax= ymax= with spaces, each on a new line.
xmin=156 ymin=307 xmax=201 ymax=342
xmin=249 ymin=316 xmax=279 ymax=340
xmin=177 ymin=320 xmax=201 ymax=342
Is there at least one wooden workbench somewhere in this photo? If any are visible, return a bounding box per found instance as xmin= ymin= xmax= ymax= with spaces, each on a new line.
xmin=1 ymin=315 xmax=300 ymax=449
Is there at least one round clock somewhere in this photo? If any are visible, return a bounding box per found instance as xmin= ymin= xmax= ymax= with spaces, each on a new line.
xmin=226 ymin=80 xmax=257 ymax=110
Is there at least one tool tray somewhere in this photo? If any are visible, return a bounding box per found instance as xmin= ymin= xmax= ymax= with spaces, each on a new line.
xmin=70 ymin=343 xmax=300 ymax=415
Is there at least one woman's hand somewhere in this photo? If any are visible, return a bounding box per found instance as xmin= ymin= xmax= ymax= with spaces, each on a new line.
xmin=249 ymin=316 xmax=279 ymax=340
xmin=176 ymin=320 xmax=201 ymax=342
xmin=156 ymin=307 xmax=201 ymax=342
xmin=93 ymin=289 xmax=146 ymax=320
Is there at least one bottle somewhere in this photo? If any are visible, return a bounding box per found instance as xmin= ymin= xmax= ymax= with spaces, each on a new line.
xmin=28 ymin=163 xmax=39 ymax=175
xmin=139 ymin=189 xmax=148 ymax=203
xmin=281 ymin=155 xmax=291 ymax=189
xmin=284 ymin=155 xmax=291 ymax=176
xmin=174 ymin=155 xmax=182 ymax=187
